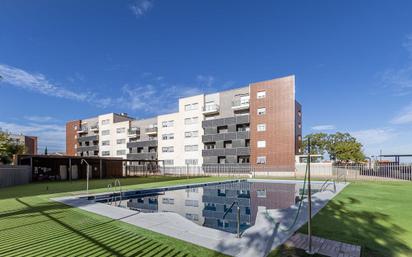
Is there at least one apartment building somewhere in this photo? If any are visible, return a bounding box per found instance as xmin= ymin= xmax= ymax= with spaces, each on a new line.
xmin=3 ymin=132 xmax=38 ymax=155
xmin=66 ymin=75 xmax=302 ymax=171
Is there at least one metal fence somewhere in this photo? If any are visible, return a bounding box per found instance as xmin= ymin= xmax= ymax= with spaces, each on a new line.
xmin=125 ymin=162 xmax=412 ymax=182
xmin=0 ymin=165 xmax=32 ymax=188
xmin=331 ymin=163 xmax=412 ymax=182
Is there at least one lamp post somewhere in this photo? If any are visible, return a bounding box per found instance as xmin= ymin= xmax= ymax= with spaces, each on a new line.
xmin=306 ymin=137 xmax=314 ymax=255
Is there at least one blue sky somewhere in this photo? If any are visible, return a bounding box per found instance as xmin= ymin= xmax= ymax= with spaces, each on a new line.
xmin=1 ymin=0 xmax=412 ymax=157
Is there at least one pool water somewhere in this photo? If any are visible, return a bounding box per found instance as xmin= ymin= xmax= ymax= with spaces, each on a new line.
xmin=98 ymin=181 xmax=311 ymax=234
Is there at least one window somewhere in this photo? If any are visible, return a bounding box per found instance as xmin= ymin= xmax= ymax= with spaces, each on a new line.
xmin=257 ymin=189 xmax=267 ymax=198
xmin=162 ymin=146 xmax=174 ymax=153
xmin=116 ymin=127 xmax=126 ymax=133
xmin=218 ymin=156 xmax=226 ymax=164
xmin=257 ymin=124 xmax=266 ymax=132
xmin=163 ymin=160 xmax=174 ymax=165
xmin=162 ymin=198 xmax=174 ymax=204
xmin=257 ymin=140 xmax=266 ymax=148
xmin=185 ymin=200 xmax=199 ymax=207
xmin=224 ymin=141 xmax=232 ymax=149
xmin=74 ymin=144 xmax=77 ymax=149
xmin=238 ymin=156 xmax=250 ymax=163
xmin=185 ymin=145 xmax=198 ymax=152
xmin=162 ymin=133 xmax=174 ymax=140
xmin=217 ymin=125 xmax=228 ymax=134
xmin=185 ymin=159 xmax=198 ymax=165
xmin=184 ymin=117 xmax=199 ymax=125
xmin=184 ymin=103 xmax=199 ymax=111
xmin=185 ymin=131 xmax=199 ymax=138
xmin=102 ymin=140 xmax=110 ymax=146
xmin=116 ymin=139 xmax=126 ymax=144
xmin=204 ymin=142 xmax=215 ymax=149
xmin=237 ymin=124 xmax=250 ymax=132
xmin=257 ymin=107 xmax=266 ymax=115
xmin=256 ymin=156 xmax=266 ymax=164
xmin=101 ymin=119 xmax=110 ymax=125
xmin=257 ymin=91 xmax=266 ymax=99
xmin=74 ymin=125 xmax=78 ymax=130
xmin=101 ymin=151 xmax=110 ymax=156
xmin=162 ymin=120 xmax=174 ymax=127
xmin=101 ymin=130 xmax=110 ymax=136
xmin=116 ymin=150 xmax=126 ymax=156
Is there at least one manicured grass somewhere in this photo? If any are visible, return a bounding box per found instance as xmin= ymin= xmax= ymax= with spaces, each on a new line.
xmin=271 ymin=181 xmax=412 ymax=257
xmin=0 ymin=176 xmax=229 ymax=257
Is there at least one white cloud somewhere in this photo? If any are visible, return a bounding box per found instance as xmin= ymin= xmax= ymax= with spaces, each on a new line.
xmin=352 ymin=128 xmax=396 ymax=146
xmin=391 ymin=104 xmax=412 ymax=124
xmin=130 ymin=0 xmax=154 ymax=18
xmin=24 ymin=115 xmax=54 ymax=123
xmin=311 ymin=124 xmax=336 ymax=131
xmin=0 ymin=121 xmax=65 ymax=152
xmin=381 ymin=34 xmax=412 ymax=95
xmin=0 ymin=64 xmax=90 ymax=101
xmin=0 ymin=63 xmax=228 ymax=115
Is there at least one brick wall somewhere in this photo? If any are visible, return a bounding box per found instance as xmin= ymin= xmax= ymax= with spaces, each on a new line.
xmin=250 ymin=76 xmax=297 ymax=171
xmin=66 ymin=120 xmax=80 ymax=156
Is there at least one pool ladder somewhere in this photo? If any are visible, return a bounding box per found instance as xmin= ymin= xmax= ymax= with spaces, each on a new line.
xmin=107 ymin=179 xmax=122 ymax=207
xmin=223 ymin=201 xmax=241 ymax=238
xmin=320 ymin=179 xmax=336 ymax=193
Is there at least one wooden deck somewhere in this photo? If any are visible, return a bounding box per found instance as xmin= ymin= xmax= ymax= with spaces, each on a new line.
xmin=285 ymin=233 xmax=361 ymax=257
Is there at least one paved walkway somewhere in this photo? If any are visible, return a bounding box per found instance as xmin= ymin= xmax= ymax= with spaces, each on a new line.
xmin=285 ymin=233 xmax=361 ymax=257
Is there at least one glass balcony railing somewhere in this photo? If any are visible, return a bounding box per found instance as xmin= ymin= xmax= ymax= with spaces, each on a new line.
xmin=202 ymin=104 xmax=220 ymax=114
xmin=232 ymin=99 xmax=250 ymax=109
xmin=145 ymin=127 xmax=158 ymax=134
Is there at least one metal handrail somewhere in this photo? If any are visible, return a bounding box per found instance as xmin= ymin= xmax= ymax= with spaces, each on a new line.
xmin=114 ymin=179 xmax=122 ymax=207
xmin=222 ymin=201 xmax=241 ymax=238
xmin=320 ymin=179 xmax=336 ymax=193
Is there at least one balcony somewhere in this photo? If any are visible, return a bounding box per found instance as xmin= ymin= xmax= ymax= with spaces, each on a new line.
xmin=128 ymin=128 xmax=140 ymax=137
xmin=127 ymin=139 xmax=158 ymax=149
xmin=145 ymin=127 xmax=158 ymax=135
xmin=127 ymin=152 xmax=157 ymax=160
xmin=76 ymin=126 xmax=88 ymax=134
xmin=90 ymin=125 xmax=99 ymax=131
xmin=202 ymin=104 xmax=220 ymax=115
xmin=76 ymin=145 xmax=99 ymax=152
xmin=78 ymin=135 xmax=99 ymax=142
xmin=232 ymin=99 xmax=250 ymax=111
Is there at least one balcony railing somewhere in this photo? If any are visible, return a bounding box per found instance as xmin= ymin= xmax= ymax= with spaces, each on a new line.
xmin=90 ymin=125 xmax=99 ymax=131
xmin=202 ymin=104 xmax=220 ymax=115
xmin=128 ymin=128 xmax=140 ymax=137
xmin=76 ymin=126 xmax=88 ymax=133
xmin=145 ymin=127 xmax=158 ymax=134
xmin=232 ymin=99 xmax=250 ymax=110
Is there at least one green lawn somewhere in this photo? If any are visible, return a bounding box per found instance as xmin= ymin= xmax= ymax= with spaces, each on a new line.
xmin=1 ymin=177 xmax=411 ymax=257
xmin=270 ymin=181 xmax=412 ymax=257
xmin=0 ymin=176 xmax=229 ymax=257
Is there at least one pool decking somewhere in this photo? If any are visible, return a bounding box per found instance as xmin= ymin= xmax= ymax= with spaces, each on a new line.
xmin=53 ymin=179 xmax=348 ymax=257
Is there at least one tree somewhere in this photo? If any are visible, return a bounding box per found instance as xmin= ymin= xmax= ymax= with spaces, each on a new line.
xmin=301 ymin=133 xmax=328 ymax=155
xmin=302 ymin=132 xmax=365 ymax=163
xmin=0 ymin=132 xmax=26 ymax=164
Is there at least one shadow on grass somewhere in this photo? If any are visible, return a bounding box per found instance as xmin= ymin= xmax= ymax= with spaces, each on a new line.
xmin=0 ymin=176 xmax=204 ymax=200
xmin=299 ymin=196 xmax=411 ymax=257
xmin=0 ymin=198 xmax=204 ymax=257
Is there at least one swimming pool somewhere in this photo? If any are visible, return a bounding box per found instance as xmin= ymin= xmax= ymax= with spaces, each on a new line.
xmin=93 ymin=180 xmax=324 ymax=234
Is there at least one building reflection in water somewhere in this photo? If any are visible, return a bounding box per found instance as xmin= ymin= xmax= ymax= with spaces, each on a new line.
xmin=124 ymin=181 xmax=302 ymax=234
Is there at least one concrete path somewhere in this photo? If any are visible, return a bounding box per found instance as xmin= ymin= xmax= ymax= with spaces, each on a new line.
xmin=285 ymin=233 xmax=361 ymax=257
xmin=52 ymin=180 xmax=348 ymax=257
